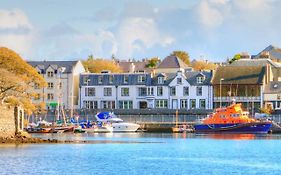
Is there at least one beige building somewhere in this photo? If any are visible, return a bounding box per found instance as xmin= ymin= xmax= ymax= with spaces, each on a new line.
xmin=28 ymin=61 xmax=85 ymax=110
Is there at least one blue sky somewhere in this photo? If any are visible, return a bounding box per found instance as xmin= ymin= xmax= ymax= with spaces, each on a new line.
xmin=0 ymin=0 xmax=281 ymax=62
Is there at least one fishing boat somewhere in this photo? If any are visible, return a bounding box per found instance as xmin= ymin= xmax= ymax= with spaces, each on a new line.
xmin=194 ymin=103 xmax=272 ymax=134
xmin=95 ymin=112 xmax=140 ymax=132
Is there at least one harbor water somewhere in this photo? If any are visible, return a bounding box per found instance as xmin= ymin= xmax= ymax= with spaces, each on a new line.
xmin=1 ymin=133 xmax=281 ymax=175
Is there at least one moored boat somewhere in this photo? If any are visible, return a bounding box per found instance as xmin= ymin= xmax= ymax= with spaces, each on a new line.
xmin=95 ymin=112 xmax=140 ymax=132
xmin=194 ymin=103 xmax=272 ymax=134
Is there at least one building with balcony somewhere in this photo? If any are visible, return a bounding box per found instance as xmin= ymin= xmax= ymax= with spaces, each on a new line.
xmin=212 ymin=65 xmax=268 ymax=113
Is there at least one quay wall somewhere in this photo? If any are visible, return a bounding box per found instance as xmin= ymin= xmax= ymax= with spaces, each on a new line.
xmin=0 ymin=105 xmax=15 ymax=138
xmin=30 ymin=108 xmax=211 ymax=124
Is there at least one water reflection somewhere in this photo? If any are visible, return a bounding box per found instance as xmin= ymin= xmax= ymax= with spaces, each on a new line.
xmin=29 ymin=132 xmax=281 ymax=142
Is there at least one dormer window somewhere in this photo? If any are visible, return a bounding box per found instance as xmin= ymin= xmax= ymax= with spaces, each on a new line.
xmin=47 ymin=71 xmax=54 ymax=77
xmin=124 ymin=75 xmax=129 ymax=83
xmin=138 ymin=75 xmax=145 ymax=83
xmin=98 ymin=76 xmax=103 ymax=84
xmin=177 ymin=78 xmax=182 ymax=84
xmin=83 ymin=76 xmax=90 ymax=85
xmin=158 ymin=77 xmax=164 ymax=84
xmin=197 ymin=76 xmax=204 ymax=83
xmin=109 ymin=75 xmax=113 ymax=84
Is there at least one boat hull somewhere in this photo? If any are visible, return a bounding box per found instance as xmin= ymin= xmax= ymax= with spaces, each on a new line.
xmin=194 ymin=122 xmax=272 ymax=134
xmin=112 ymin=123 xmax=140 ymax=132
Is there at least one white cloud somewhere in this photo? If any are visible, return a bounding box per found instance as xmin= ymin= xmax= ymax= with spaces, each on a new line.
xmin=0 ymin=9 xmax=35 ymax=57
xmin=115 ymin=17 xmax=174 ymax=57
xmin=0 ymin=9 xmax=32 ymax=30
xmin=197 ymin=0 xmax=225 ymax=28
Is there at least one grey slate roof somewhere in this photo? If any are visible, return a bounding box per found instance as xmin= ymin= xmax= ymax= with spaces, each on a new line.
xmin=80 ymin=71 xmax=213 ymax=87
xmin=185 ymin=71 xmax=213 ymax=86
xmin=212 ymin=66 xmax=265 ymax=85
xmin=157 ymin=56 xmax=189 ymax=69
xmin=28 ymin=61 xmax=79 ymax=74
xmin=230 ymin=58 xmax=281 ymax=68
xmin=80 ymin=73 xmax=152 ymax=86
xmin=150 ymin=71 xmax=212 ymax=86
xmin=253 ymin=45 xmax=281 ymax=60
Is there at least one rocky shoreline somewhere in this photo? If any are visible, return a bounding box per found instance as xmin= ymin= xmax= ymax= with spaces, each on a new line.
xmin=0 ymin=132 xmax=68 ymax=144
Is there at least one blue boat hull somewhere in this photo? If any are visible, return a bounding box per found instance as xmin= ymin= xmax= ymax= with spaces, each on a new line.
xmin=194 ymin=122 xmax=272 ymax=134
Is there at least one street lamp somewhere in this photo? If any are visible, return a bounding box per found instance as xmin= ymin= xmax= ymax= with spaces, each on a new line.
xmin=220 ymin=78 xmax=224 ymax=108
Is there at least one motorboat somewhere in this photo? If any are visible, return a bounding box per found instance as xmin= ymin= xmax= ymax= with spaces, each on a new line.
xmin=194 ymin=103 xmax=272 ymax=134
xmin=95 ymin=112 xmax=140 ymax=132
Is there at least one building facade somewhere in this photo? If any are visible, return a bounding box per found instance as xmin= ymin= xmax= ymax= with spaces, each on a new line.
xmin=212 ymin=65 xmax=268 ymax=113
xmin=28 ymin=61 xmax=85 ymax=110
xmin=79 ymin=70 xmax=213 ymax=110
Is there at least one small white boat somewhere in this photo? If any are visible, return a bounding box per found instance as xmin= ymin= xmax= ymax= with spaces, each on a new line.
xmin=95 ymin=112 xmax=140 ymax=132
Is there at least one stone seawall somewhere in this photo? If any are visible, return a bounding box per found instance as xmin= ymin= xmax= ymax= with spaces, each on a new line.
xmin=0 ymin=105 xmax=15 ymax=138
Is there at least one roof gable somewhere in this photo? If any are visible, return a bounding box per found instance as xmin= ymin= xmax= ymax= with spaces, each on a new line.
xmin=157 ymin=56 xmax=189 ymax=69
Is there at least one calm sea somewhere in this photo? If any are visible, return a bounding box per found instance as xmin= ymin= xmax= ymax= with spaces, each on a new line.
xmin=0 ymin=133 xmax=281 ymax=175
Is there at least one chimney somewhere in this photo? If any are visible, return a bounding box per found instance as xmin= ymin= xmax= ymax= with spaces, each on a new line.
xmin=129 ymin=63 xmax=135 ymax=73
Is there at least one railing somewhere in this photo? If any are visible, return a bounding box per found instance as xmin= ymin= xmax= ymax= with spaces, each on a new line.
xmin=214 ymin=96 xmax=261 ymax=101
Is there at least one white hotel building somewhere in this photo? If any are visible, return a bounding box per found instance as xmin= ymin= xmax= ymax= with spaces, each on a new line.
xmin=79 ymin=56 xmax=213 ymax=110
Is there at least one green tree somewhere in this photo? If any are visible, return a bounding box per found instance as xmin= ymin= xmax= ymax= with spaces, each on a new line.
xmin=0 ymin=47 xmax=46 ymax=113
xmin=83 ymin=55 xmax=123 ymax=73
xmin=228 ymin=54 xmax=241 ymax=64
xmin=170 ymin=51 xmax=190 ymax=65
xmin=146 ymin=57 xmax=160 ymax=68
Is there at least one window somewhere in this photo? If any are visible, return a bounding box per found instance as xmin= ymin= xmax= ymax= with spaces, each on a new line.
xmin=170 ymin=87 xmax=176 ymax=96
xmin=197 ymin=76 xmax=204 ymax=83
xmin=85 ymin=87 xmax=95 ymax=96
xmin=98 ymin=76 xmax=103 ymax=84
xmin=196 ymin=86 xmax=202 ymax=96
xmin=119 ymin=101 xmax=133 ymax=109
xmin=158 ymin=77 xmax=164 ymax=84
xmin=138 ymin=75 xmax=145 ymax=83
xmin=180 ymin=99 xmax=188 ymax=109
xmin=190 ymin=99 xmax=196 ymax=109
xmin=199 ymin=99 xmax=206 ymax=109
xmin=155 ymin=100 xmax=168 ymax=108
xmin=83 ymin=76 xmax=90 ymax=85
xmin=138 ymin=87 xmax=147 ymax=96
xmin=157 ymin=87 xmax=163 ymax=96
xmin=147 ymin=87 xmax=154 ymax=96
xmin=83 ymin=101 xmax=98 ymax=109
xmin=177 ymin=78 xmax=182 ymax=84
xmin=104 ymin=88 xmax=112 ymax=96
xmin=47 ymin=71 xmax=54 ymax=77
xmin=101 ymin=101 xmax=115 ymax=109
xmin=183 ymin=87 xmax=189 ymax=96
xmin=124 ymin=75 xmax=129 ymax=83
xmin=121 ymin=88 xmax=129 ymax=96
xmin=47 ymin=93 xmax=54 ymax=100
xmin=109 ymin=75 xmax=113 ymax=84
xmin=47 ymin=82 xmax=54 ymax=89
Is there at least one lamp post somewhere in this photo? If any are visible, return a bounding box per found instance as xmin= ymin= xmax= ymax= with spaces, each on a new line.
xmin=220 ymin=78 xmax=224 ymax=108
